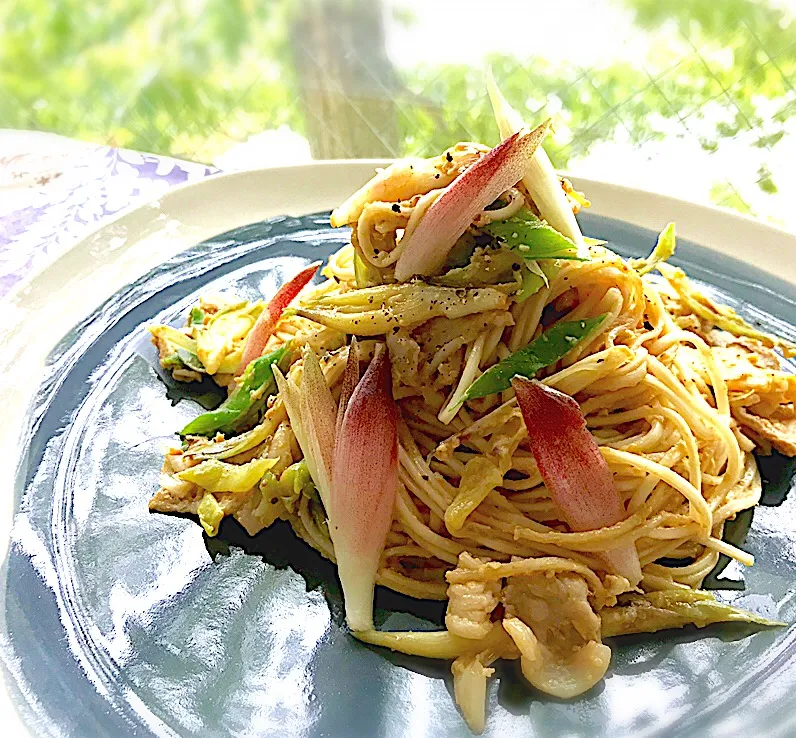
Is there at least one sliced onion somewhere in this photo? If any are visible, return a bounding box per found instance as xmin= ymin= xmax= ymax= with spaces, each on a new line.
xmin=238 ymin=262 xmax=320 ymax=374
xmin=512 ymin=377 xmax=641 ymax=583
xmin=487 ymin=69 xmax=584 ymax=248
xmin=330 ymin=344 xmax=399 ymax=631
xmin=394 ymin=122 xmax=552 ymax=281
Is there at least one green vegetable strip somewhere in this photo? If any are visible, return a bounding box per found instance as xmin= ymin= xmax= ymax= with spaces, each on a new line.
xmin=515 ymin=264 xmax=545 ymax=302
xmin=180 ymin=343 xmax=291 ymax=436
xmin=483 ymin=209 xmax=585 ymax=261
xmin=460 ymin=314 xmax=608 ymax=401
xmin=600 ymin=588 xmax=783 ymax=637
xmin=162 ymin=354 xmax=182 ymax=370
xmin=176 ymin=348 xmax=205 ymax=372
xmin=632 ymin=222 xmax=676 ymax=276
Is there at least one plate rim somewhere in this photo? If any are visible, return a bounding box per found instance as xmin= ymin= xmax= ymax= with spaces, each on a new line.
xmin=4 ymin=160 xmax=796 ymax=312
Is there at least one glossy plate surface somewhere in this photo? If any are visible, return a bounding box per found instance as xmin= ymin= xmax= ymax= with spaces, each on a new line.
xmin=4 ymin=211 xmax=796 ymax=738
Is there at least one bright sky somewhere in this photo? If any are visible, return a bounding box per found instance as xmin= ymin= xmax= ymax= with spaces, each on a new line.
xmin=385 ymin=0 xmax=796 ymax=69
xmin=385 ymin=0 xmax=649 ymax=69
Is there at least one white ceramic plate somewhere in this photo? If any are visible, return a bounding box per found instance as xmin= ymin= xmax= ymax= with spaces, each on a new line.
xmin=1 ymin=162 xmax=794 ymax=736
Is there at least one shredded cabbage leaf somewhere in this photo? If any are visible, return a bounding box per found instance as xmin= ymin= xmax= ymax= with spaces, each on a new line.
xmin=601 ymin=589 xmax=783 ymax=637
xmin=196 ymin=301 xmax=263 ymax=375
xmin=177 ymin=457 xmax=277 ymax=493
xmin=632 ymin=222 xmax=676 ymax=276
xmin=197 ymin=492 xmax=224 ymax=536
xmin=260 ymin=460 xmax=316 ymax=515
xmin=660 ymin=264 xmax=796 ymax=357
xmin=445 ymin=457 xmax=504 ymax=535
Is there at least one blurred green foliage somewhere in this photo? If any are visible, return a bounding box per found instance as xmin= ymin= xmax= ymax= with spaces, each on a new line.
xmin=0 ymin=0 xmax=793 ymax=211
xmin=0 ymin=0 xmax=297 ymax=157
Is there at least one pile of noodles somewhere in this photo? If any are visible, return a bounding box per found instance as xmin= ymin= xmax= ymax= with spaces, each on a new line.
xmin=266 ymin=235 xmax=759 ymax=600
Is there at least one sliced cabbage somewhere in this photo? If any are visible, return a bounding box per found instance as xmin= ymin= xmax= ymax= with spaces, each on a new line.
xmin=196 ymin=301 xmax=264 ymax=375
xmin=177 ymin=457 xmax=277 ymax=493
xmin=150 ymin=324 xmax=198 ymax=354
xmin=600 ymin=588 xmax=783 ymax=637
xmin=197 ymin=492 xmax=225 ymax=537
xmin=660 ymin=263 xmax=796 ymax=357
xmin=260 ymin=460 xmax=316 ymax=515
xmin=445 ymin=458 xmax=504 ymax=535
xmin=631 ymin=222 xmax=676 ymax=276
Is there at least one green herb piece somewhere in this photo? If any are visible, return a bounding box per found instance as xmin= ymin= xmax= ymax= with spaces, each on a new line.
xmin=483 ymin=209 xmax=586 ymax=261
xmin=460 ymin=314 xmax=608 ymax=402
xmin=189 ymin=306 xmax=206 ymax=326
xmin=180 ymin=343 xmax=291 ymax=437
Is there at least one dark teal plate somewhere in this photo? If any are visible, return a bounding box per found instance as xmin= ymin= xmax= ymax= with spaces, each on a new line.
xmin=3 ymin=213 xmax=796 ymax=737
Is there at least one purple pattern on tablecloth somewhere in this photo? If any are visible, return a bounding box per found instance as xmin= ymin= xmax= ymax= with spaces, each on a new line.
xmin=0 ymin=147 xmax=216 ymax=297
